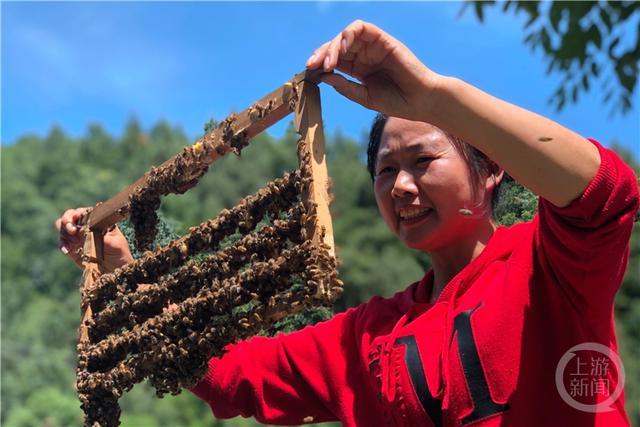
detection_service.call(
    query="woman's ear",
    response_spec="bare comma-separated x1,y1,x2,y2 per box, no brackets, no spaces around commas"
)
485,162,504,191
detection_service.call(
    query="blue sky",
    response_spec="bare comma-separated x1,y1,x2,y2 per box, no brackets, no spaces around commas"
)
2,2,639,155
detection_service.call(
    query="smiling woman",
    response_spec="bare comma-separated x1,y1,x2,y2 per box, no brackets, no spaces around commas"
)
369,116,504,257
368,114,506,216
56,19,639,427
187,20,637,426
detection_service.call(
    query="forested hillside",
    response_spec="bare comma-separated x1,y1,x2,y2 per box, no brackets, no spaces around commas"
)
2,118,638,426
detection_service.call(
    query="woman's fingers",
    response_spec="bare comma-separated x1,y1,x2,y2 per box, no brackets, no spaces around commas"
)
59,236,83,266
341,20,369,55
55,207,134,272
308,20,379,71
341,24,355,53
321,73,372,109
58,239,69,255
340,20,387,61
343,20,382,44
308,20,435,120
60,208,86,225
342,38,362,61
56,207,91,263
336,58,371,82
308,20,390,83
306,41,331,68
58,237,77,254
55,215,71,234
59,232,83,252
324,34,344,71
57,207,89,237
325,21,379,72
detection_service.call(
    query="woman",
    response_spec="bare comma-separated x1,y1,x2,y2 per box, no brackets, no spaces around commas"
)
57,21,637,426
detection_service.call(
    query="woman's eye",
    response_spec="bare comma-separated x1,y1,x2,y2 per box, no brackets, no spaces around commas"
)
417,156,434,164
377,166,395,176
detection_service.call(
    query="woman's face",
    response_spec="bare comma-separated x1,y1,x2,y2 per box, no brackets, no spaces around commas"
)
373,118,490,252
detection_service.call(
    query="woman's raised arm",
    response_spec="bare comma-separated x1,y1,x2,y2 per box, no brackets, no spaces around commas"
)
308,20,601,208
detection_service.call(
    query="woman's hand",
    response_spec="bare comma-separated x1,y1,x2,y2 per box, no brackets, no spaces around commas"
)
306,20,443,121
55,207,134,273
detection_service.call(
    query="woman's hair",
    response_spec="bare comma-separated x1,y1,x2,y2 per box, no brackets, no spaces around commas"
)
367,113,511,218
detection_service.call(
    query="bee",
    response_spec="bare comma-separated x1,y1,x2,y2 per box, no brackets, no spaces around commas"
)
248,104,265,121
191,141,204,154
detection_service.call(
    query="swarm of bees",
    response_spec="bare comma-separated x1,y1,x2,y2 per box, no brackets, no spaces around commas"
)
127,116,247,251
78,134,342,426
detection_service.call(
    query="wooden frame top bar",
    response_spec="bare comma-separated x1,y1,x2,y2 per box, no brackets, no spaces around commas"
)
87,69,324,232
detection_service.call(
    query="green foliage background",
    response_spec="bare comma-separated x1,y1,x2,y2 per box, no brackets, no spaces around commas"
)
2,118,638,426
465,1,640,115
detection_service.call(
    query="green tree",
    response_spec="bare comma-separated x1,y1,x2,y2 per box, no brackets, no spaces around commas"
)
608,142,640,423
464,1,640,114
4,387,83,427
494,177,538,226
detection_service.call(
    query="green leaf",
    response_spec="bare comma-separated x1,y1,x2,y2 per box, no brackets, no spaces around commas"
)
599,5,613,31
582,74,590,91
515,0,540,18
622,94,632,111
474,1,486,22
549,2,563,32
615,1,637,20
540,27,552,53
458,1,470,19
523,31,539,46
589,24,602,49
609,36,621,58
524,12,539,28
557,89,566,111
603,89,614,103
463,0,638,117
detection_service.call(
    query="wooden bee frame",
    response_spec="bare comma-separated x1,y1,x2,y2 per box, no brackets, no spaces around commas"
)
75,69,340,427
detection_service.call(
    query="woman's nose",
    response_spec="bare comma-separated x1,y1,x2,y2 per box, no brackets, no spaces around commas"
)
391,170,418,199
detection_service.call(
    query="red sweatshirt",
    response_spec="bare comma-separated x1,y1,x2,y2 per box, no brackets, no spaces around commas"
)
191,139,639,426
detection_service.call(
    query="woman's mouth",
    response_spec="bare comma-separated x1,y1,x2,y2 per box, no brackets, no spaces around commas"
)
399,207,433,227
